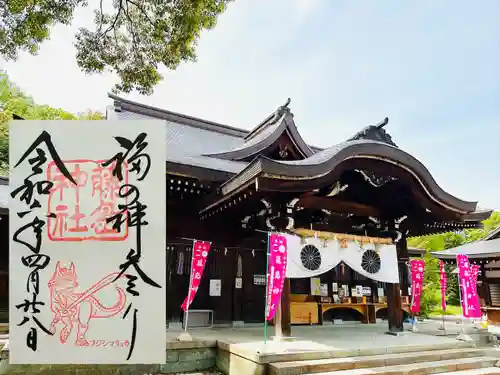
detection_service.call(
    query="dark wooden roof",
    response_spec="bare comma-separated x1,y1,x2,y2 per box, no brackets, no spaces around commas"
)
107,94,491,234
203,98,314,161
217,142,478,213
108,93,322,181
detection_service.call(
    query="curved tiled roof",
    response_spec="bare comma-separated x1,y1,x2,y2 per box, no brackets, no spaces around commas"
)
220,139,479,214
108,94,320,174
204,99,314,160
106,94,491,223
431,238,500,260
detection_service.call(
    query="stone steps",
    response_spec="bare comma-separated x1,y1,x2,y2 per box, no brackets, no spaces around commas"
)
269,348,496,375
304,357,497,375
439,368,500,375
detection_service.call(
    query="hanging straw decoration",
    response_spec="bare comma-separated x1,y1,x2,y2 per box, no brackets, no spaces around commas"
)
293,229,392,245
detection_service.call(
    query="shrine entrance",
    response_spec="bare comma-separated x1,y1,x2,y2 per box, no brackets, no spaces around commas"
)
105,94,491,335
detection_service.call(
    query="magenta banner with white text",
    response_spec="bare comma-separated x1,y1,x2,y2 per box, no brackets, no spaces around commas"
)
266,233,288,321
456,254,481,318
410,259,425,314
439,261,447,312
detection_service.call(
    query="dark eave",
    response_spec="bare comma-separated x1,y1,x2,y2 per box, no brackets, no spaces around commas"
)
203,102,314,161
215,140,481,215
462,209,496,223
166,161,236,183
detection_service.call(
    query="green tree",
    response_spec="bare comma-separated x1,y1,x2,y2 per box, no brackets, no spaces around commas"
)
419,251,440,317
0,70,103,175
0,0,233,95
445,263,460,306
408,212,500,315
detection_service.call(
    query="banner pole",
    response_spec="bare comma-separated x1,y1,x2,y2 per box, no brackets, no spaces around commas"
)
456,271,473,341
184,240,196,333
439,262,446,331
410,271,418,332
264,232,270,344
409,261,418,332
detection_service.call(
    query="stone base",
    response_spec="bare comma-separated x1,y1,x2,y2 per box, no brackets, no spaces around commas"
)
456,332,475,342
216,339,476,375
0,340,217,375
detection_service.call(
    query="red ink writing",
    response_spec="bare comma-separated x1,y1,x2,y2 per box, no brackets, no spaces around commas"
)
46,160,129,241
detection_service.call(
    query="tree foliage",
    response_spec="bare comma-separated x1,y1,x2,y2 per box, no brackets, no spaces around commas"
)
408,211,500,316
0,70,104,175
0,0,233,95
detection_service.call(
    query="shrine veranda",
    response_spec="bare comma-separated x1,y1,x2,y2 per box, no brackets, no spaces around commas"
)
0,95,493,336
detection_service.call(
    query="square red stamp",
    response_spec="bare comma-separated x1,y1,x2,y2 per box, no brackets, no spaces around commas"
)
46,160,129,242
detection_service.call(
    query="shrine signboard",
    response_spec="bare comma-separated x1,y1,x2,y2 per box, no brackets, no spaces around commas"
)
9,120,166,364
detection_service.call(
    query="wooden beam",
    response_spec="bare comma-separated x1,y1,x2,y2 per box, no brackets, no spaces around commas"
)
299,195,380,217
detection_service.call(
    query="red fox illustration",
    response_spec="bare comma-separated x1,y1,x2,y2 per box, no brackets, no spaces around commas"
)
48,261,126,346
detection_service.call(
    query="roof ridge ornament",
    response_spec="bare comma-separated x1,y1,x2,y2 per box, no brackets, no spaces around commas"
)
376,117,389,129
348,117,397,147
244,98,292,141
270,97,292,123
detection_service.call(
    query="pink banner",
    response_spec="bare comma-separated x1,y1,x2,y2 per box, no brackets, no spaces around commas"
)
471,264,480,290
181,240,211,312
456,254,481,318
471,264,481,314
439,261,447,312
266,233,288,321
410,259,425,314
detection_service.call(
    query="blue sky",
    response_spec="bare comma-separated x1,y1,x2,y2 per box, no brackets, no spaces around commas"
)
1,0,499,209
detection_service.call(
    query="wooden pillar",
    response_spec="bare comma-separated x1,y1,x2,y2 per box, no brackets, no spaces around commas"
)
281,278,292,337
386,283,403,332
386,235,408,333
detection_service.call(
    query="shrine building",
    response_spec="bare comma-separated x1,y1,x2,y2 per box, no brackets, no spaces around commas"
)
105,94,491,335
0,96,491,333
432,227,500,330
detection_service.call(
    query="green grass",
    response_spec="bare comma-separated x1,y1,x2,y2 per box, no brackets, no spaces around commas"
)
430,304,462,316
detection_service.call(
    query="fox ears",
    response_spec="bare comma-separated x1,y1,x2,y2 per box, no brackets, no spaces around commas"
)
55,261,76,274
